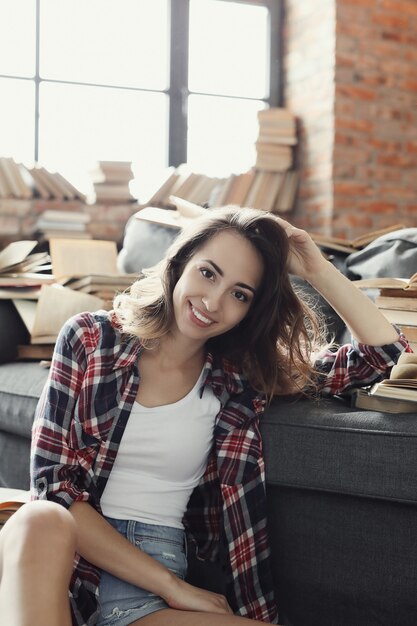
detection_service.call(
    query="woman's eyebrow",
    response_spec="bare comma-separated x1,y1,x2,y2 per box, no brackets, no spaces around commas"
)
201,259,256,295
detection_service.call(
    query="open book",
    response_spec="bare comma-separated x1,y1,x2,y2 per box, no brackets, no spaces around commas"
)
369,353,417,403
353,273,417,292
311,223,406,255
0,240,52,291
13,284,103,344
0,488,31,527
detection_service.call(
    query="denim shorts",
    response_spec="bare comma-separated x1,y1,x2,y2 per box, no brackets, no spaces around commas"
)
97,517,187,626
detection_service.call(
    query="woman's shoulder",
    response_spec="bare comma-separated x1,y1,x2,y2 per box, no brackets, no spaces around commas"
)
59,309,119,350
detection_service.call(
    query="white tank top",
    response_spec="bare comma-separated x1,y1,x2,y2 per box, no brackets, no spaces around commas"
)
100,369,220,529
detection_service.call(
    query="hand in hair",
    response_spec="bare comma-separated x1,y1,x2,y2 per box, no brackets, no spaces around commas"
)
273,217,326,281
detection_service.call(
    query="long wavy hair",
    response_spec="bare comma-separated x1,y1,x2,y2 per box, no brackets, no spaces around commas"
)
114,207,327,400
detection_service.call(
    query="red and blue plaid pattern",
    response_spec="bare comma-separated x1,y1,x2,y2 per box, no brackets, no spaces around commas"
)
30,311,409,625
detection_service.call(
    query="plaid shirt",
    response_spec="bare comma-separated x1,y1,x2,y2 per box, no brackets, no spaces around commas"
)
30,311,409,625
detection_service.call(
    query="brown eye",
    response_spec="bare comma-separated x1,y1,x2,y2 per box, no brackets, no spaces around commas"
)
200,268,214,280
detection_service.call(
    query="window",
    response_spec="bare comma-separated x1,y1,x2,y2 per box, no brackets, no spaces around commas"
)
0,0,282,198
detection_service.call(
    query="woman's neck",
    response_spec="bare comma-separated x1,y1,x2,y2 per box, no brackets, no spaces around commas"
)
146,332,206,372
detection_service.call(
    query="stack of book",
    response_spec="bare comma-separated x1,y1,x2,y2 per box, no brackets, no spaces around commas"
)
62,274,135,309
145,165,224,209
34,209,92,242
353,272,417,351
0,240,53,300
0,158,86,201
255,108,296,172
353,353,417,413
143,163,299,214
91,161,137,204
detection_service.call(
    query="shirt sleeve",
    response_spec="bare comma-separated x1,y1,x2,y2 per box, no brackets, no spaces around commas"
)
315,331,410,396
30,312,101,508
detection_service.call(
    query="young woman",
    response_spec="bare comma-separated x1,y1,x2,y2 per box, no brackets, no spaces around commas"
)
0,207,409,626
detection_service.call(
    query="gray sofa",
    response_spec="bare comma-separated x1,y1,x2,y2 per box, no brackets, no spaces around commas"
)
1,222,417,625
0,360,416,626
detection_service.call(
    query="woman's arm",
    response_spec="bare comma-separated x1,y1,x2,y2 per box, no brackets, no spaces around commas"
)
70,501,232,615
278,219,400,346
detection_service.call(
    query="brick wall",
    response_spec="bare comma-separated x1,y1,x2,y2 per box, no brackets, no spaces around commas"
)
285,0,417,238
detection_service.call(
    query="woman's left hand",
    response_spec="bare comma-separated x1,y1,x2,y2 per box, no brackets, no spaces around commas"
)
274,216,327,281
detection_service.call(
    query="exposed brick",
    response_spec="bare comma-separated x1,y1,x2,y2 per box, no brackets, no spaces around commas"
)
336,117,374,133
377,153,417,168
336,84,377,101
357,201,398,214
382,0,417,17
334,182,374,196
371,12,409,29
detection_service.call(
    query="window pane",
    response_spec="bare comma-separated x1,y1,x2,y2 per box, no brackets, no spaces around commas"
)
0,78,35,162
38,82,168,197
189,0,269,98
40,0,169,90
0,0,36,76
187,95,264,177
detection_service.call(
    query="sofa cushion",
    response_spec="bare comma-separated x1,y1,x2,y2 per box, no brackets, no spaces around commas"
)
262,395,417,504
0,362,49,437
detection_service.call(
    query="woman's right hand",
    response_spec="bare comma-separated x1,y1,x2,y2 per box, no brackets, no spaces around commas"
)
162,575,233,615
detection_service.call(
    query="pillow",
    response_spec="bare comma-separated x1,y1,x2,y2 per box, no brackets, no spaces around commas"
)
117,216,179,274
346,228,417,279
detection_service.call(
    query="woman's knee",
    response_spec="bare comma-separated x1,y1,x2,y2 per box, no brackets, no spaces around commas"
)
3,500,76,563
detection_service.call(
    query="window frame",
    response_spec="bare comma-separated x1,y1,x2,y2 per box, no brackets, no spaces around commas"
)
1,0,283,167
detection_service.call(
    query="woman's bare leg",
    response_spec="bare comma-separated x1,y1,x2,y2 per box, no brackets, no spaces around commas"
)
136,608,280,625
0,499,75,626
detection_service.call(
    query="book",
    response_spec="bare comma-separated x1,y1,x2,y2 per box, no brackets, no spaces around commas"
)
0,273,55,288
312,224,406,255
353,274,417,291
0,488,31,527
17,343,55,360
0,241,38,273
49,238,118,279
369,353,417,403
224,169,257,206
398,326,417,342
63,273,136,292
375,296,417,311
13,284,103,344
379,309,417,326
369,382,417,403
274,170,299,214
351,387,417,413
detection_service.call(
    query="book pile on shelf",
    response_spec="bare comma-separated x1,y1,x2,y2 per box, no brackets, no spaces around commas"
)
144,163,298,216
34,209,92,242
0,157,86,201
0,240,54,301
311,223,406,255
353,272,417,352
90,161,137,204
144,165,224,209
352,353,417,413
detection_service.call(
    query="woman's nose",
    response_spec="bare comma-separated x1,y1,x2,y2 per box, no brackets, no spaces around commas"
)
202,293,220,312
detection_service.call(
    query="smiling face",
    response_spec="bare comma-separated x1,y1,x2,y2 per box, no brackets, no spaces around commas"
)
171,229,264,348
